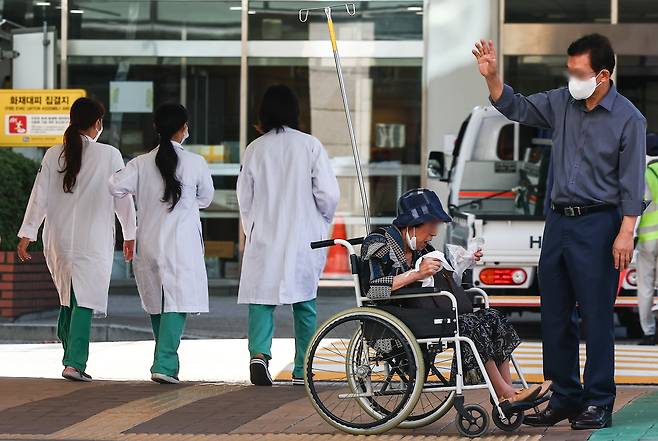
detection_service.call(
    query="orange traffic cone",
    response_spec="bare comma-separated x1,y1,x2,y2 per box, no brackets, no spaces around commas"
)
323,216,351,278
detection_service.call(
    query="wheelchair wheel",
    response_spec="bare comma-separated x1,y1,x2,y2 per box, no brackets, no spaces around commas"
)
305,307,424,435
344,326,445,428
398,346,455,428
455,403,489,438
492,406,524,432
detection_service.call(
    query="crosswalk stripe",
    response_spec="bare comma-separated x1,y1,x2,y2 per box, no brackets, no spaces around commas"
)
278,341,658,385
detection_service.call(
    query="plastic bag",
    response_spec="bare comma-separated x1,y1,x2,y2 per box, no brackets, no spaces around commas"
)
446,237,485,284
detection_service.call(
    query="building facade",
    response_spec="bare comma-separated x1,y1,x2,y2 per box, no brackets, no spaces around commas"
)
0,0,656,281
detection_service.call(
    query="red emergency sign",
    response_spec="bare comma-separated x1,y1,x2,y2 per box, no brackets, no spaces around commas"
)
8,116,27,134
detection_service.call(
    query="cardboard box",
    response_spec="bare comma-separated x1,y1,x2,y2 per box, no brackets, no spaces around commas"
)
205,241,236,259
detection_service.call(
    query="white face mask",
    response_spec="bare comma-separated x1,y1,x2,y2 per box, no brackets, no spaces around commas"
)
181,126,189,144
568,71,603,100
406,227,417,251
93,122,103,142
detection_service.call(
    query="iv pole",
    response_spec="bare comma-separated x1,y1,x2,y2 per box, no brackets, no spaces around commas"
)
299,4,372,234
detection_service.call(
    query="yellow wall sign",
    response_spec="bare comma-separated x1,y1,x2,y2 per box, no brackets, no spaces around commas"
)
0,89,86,147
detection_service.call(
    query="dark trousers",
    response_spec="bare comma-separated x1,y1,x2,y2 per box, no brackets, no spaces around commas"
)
538,208,621,410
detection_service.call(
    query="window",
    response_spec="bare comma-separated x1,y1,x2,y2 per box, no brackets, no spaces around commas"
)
68,0,242,40
504,55,566,95
1,0,61,36
619,0,658,23
617,56,658,132
248,1,423,41
68,56,240,157
505,0,610,23
248,58,421,223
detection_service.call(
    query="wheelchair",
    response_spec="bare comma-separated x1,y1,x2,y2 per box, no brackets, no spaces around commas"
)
304,237,548,437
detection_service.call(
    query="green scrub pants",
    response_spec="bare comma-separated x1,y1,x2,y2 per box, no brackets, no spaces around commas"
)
57,289,93,372
248,299,317,379
150,296,187,377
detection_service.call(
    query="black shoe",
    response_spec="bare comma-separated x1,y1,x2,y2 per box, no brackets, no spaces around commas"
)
638,334,656,346
524,405,581,427
249,358,273,386
571,406,612,430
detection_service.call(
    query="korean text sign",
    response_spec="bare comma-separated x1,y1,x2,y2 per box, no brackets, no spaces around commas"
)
0,89,86,147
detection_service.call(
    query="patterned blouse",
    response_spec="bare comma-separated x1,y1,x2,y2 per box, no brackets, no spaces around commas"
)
360,225,434,300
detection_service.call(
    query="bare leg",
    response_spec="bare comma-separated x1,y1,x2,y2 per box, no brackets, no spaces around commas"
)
485,359,516,399
499,358,513,387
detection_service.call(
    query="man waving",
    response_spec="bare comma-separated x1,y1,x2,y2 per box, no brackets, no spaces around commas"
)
473,34,646,430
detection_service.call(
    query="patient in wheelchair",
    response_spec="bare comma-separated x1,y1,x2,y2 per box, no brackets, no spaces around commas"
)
361,188,550,407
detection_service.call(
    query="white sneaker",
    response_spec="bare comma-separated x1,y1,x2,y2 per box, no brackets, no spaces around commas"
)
151,373,180,384
62,367,93,382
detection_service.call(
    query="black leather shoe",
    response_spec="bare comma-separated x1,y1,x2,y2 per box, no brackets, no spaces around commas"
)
639,334,656,346
524,405,581,427
571,406,612,430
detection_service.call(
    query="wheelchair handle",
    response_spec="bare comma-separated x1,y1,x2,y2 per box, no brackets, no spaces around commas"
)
310,237,364,249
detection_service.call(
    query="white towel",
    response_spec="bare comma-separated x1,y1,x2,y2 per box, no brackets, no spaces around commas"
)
412,251,454,287
411,244,481,287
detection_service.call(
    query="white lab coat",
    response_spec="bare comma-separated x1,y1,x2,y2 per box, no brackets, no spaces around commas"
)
18,136,137,315
237,127,340,305
109,141,214,314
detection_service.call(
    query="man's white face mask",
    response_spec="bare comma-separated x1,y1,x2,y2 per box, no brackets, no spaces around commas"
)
181,125,189,144
568,71,604,100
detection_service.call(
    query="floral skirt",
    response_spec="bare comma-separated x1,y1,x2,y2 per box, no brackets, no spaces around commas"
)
450,308,521,383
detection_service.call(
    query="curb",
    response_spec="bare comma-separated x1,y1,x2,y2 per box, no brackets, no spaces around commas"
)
0,323,208,343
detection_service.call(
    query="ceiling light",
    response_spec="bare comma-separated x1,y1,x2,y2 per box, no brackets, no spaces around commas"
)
407,6,422,11
70,9,84,13
35,1,51,6
230,6,242,10
248,10,256,14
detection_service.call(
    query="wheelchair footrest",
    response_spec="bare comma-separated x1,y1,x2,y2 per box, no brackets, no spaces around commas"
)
500,394,551,417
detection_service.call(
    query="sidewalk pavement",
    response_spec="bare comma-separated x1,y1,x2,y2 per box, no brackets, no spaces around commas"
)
2,338,658,440
0,377,655,441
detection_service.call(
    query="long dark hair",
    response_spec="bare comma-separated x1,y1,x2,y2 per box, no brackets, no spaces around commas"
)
154,103,187,211
257,84,299,134
60,97,104,193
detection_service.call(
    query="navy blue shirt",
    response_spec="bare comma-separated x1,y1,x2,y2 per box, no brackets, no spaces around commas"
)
492,83,646,216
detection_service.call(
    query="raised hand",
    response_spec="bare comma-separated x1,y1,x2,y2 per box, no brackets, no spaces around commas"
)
472,39,498,79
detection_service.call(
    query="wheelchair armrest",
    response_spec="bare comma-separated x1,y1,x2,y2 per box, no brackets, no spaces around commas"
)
362,289,460,320
465,287,490,309
393,286,438,295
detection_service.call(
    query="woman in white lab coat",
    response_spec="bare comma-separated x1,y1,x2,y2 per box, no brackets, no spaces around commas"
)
237,85,340,386
109,103,214,384
17,97,136,382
